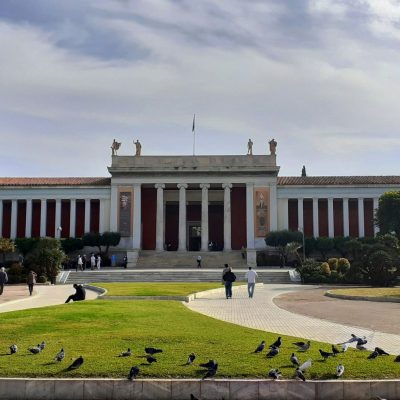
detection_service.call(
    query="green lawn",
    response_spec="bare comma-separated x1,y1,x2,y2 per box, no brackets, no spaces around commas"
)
329,287,400,299
0,299,399,379
90,282,224,296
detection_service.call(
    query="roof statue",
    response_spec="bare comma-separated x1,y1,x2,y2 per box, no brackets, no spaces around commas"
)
134,140,142,156
247,139,253,155
111,139,121,156
301,165,307,177
268,138,277,155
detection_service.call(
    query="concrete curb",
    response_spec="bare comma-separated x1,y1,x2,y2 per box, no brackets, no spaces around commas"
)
0,378,399,400
325,290,400,303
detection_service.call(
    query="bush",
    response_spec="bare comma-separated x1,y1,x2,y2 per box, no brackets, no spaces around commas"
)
60,237,83,254
37,275,47,284
321,262,331,275
14,238,39,256
315,237,334,260
327,258,338,271
337,258,351,275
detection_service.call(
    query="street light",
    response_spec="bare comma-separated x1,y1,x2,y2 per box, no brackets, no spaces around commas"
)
57,226,62,239
298,228,305,262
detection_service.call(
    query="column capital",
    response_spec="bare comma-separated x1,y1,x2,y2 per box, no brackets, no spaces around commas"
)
200,183,210,190
222,183,232,189
177,183,188,189
155,183,166,189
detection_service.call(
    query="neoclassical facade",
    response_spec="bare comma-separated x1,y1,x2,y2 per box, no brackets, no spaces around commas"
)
1,153,399,263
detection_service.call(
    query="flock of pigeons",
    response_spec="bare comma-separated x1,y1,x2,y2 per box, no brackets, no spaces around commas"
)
6,333,400,383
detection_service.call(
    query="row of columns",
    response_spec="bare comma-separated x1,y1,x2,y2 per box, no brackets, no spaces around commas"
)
0,198,104,239
282,197,379,237
153,183,233,251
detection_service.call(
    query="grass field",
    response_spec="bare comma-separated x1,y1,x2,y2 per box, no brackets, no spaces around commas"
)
90,282,224,296
329,287,400,299
0,298,399,379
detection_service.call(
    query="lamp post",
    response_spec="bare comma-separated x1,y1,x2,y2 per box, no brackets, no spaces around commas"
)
299,228,305,262
56,226,62,239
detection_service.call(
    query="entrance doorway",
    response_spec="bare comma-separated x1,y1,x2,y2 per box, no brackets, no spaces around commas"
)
187,222,201,251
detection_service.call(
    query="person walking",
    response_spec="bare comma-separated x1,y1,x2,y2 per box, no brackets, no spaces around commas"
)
0,267,8,295
82,254,87,270
245,266,258,298
96,255,102,270
222,266,236,299
90,253,96,270
196,254,202,268
123,255,128,269
27,270,37,296
77,255,83,272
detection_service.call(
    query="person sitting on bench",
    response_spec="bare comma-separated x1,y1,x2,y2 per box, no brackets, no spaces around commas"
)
65,284,86,303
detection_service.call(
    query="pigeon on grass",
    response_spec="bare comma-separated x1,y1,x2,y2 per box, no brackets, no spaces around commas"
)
290,353,300,367
54,348,65,362
368,350,379,360
319,349,334,361
67,356,84,370
146,356,157,364
294,341,310,351
268,369,282,380
394,355,400,362
199,360,216,369
340,343,349,353
145,347,162,355
9,344,18,355
269,337,282,348
298,359,312,372
254,340,265,353
39,341,46,351
128,366,139,380
186,353,196,365
295,368,306,381
202,363,218,380
336,364,345,378
266,346,279,358
331,345,340,356
28,345,41,355
375,347,390,356
119,348,132,357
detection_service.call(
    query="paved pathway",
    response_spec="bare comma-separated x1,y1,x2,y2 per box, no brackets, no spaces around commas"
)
0,284,98,313
186,284,400,354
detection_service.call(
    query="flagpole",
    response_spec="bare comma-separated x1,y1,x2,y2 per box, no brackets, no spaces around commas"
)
192,114,196,156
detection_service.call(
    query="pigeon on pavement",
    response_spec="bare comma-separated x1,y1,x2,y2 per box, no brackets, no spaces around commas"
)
145,347,163,355
319,349,333,360
28,345,41,355
119,348,132,357
368,350,379,359
128,366,139,380
336,364,345,378
254,341,265,353
266,346,279,358
299,359,312,372
340,343,349,352
67,356,84,370
202,363,218,379
269,337,282,348
268,368,282,380
9,344,18,354
290,353,300,367
295,368,306,381
356,343,367,351
199,360,216,369
340,334,363,345
186,353,196,365
54,348,65,362
146,356,157,364
375,347,390,356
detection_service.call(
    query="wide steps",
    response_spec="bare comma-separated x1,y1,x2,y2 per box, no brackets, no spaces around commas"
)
65,270,292,284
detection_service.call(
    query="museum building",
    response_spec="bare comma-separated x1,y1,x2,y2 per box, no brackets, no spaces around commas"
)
1,148,399,264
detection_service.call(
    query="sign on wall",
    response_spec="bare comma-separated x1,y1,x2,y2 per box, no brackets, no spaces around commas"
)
254,188,270,237
119,189,132,237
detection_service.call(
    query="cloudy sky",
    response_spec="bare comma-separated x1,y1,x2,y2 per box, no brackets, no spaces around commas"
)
1,0,399,177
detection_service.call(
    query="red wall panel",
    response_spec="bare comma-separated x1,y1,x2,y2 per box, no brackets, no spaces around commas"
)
165,203,179,250
209,204,224,249
2,201,11,238
75,200,85,238
231,187,247,250
90,199,100,233
141,188,156,250
288,199,298,231
46,200,55,237
349,199,359,237
187,204,201,221
364,199,374,237
318,199,328,237
303,199,313,237
31,200,41,237
333,199,344,237
61,200,70,238
17,201,26,238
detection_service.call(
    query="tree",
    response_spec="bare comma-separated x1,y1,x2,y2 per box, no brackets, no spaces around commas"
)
0,238,15,265
375,191,400,236
14,238,39,256
265,230,302,266
315,237,334,260
333,236,350,257
60,237,84,254
82,232,121,256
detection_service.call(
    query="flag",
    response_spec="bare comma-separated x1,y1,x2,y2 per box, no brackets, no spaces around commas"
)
192,114,195,133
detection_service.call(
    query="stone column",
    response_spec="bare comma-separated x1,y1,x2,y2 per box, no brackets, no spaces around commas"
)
358,198,365,238
373,197,379,236
343,198,349,237
246,183,256,266
99,199,105,234
40,199,47,237
10,200,17,239
155,184,165,251
328,197,334,238
132,184,142,249
200,184,210,251
70,199,76,238
312,198,319,238
0,200,3,236
177,183,188,251
25,199,32,238
297,198,304,231
282,198,289,230
222,183,232,251
269,184,278,231
110,185,118,232
55,199,62,238
84,199,91,234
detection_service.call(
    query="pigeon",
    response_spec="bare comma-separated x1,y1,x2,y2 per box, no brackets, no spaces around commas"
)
199,360,216,369
28,345,41,355
9,344,18,354
336,364,345,378
356,343,367,351
202,363,218,379
269,337,282,348
394,355,400,362
254,340,265,353
375,347,390,356
147,355,157,364
268,368,282,380
119,348,132,357
54,348,65,362
340,343,349,353
319,349,333,360
190,395,200,400
331,345,340,356
290,353,300,367
294,341,310,351
186,353,196,365
67,356,84,370
295,368,306,381
299,359,312,372
368,350,379,359
145,347,163,355
356,338,368,346
39,341,46,351
128,366,140,380
339,334,362,345
266,346,279,358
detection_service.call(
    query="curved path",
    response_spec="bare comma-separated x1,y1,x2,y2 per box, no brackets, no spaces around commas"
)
185,284,400,354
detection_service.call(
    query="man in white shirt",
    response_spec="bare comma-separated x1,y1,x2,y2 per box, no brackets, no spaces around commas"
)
77,255,83,272
245,266,258,298
90,254,96,270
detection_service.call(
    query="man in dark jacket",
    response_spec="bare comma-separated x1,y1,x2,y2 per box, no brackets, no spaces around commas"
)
222,267,236,299
0,267,8,295
65,284,86,303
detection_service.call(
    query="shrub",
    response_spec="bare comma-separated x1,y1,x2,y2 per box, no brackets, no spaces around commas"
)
321,262,331,275
37,275,47,284
60,237,83,254
14,238,39,256
315,237,335,260
7,262,24,276
327,258,338,271
333,236,350,257
337,258,351,275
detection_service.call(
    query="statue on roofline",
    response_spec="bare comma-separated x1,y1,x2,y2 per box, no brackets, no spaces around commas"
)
134,140,142,156
247,139,253,155
268,138,277,155
111,139,121,156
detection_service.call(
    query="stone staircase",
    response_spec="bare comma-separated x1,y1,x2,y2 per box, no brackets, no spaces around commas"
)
65,269,293,285
136,250,246,269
